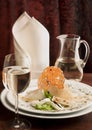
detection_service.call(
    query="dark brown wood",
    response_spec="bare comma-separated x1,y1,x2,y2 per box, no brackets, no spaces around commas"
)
0,73,92,130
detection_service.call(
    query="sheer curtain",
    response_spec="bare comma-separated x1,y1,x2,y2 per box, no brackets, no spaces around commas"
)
0,0,92,72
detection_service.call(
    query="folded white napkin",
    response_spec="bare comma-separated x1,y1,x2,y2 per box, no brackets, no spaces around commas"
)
12,12,49,78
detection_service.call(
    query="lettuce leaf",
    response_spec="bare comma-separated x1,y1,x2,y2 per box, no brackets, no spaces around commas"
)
35,103,55,110
44,91,53,100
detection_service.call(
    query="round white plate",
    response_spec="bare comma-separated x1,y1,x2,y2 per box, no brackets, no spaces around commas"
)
6,80,92,115
1,89,92,119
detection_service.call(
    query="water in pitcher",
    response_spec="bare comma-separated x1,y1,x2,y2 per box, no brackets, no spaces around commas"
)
55,57,83,81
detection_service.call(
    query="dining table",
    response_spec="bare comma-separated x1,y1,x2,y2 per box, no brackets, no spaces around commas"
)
0,73,92,130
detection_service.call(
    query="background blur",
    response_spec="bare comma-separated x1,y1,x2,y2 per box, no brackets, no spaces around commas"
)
0,0,92,72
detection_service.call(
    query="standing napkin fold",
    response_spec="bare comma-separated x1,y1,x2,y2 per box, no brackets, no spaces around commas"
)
12,12,49,78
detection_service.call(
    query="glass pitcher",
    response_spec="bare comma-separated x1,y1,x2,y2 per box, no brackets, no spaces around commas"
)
55,34,90,81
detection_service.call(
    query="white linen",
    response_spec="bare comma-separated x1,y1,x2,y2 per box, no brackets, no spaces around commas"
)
12,12,50,78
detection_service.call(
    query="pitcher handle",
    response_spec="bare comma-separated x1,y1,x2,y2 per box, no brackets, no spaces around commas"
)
80,40,90,68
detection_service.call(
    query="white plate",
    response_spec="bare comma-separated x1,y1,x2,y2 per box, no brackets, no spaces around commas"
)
6,80,92,115
1,89,92,119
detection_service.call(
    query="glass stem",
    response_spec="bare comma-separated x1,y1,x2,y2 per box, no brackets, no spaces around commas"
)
14,93,20,125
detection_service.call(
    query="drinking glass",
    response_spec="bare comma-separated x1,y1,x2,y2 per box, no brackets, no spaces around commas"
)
2,53,31,130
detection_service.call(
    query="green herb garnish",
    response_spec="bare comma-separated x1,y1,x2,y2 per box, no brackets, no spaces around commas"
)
44,91,53,100
35,103,55,110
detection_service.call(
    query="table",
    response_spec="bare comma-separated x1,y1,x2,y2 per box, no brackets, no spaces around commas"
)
0,73,92,130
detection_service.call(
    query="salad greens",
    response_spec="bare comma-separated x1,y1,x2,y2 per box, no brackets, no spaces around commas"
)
44,91,53,100
35,103,55,110
34,91,54,111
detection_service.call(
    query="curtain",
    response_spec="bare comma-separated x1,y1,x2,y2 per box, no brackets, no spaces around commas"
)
0,0,92,72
